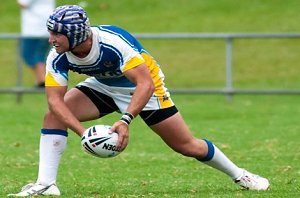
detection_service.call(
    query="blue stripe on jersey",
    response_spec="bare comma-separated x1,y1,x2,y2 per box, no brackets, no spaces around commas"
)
100,42,124,66
52,53,68,80
41,128,68,137
96,25,143,52
67,43,124,70
155,97,161,108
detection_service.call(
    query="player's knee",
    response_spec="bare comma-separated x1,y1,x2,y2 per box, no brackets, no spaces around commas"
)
173,140,206,158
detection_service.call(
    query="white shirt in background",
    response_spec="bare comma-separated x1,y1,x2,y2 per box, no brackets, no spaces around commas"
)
18,0,55,37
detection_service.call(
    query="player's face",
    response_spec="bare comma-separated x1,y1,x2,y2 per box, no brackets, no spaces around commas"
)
48,31,69,53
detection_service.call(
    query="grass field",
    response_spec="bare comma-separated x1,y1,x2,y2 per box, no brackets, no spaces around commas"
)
1,94,300,197
1,0,300,197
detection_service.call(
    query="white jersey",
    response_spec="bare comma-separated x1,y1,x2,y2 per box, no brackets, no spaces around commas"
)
18,0,55,37
46,25,174,111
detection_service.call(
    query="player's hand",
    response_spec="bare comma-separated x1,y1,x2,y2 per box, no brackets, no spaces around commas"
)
110,120,129,151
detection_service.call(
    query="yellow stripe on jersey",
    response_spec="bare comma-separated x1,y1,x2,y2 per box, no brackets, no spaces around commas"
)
45,72,61,86
123,56,145,72
141,52,174,109
157,92,174,108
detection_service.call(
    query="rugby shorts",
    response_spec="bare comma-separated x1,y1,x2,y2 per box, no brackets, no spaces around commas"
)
76,77,178,126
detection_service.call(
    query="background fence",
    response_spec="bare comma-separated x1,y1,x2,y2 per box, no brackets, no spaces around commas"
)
1,32,300,102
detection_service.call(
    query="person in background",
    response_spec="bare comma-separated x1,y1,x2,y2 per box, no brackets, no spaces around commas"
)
8,5,270,197
17,0,55,88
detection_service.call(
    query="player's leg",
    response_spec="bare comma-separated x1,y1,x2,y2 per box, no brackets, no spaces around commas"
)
36,85,119,187
37,87,101,184
20,38,47,87
8,87,103,196
33,62,46,87
147,110,243,177
143,107,269,190
32,39,49,87
43,87,101,129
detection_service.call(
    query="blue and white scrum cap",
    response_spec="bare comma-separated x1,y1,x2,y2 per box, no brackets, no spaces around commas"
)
47,5,91,49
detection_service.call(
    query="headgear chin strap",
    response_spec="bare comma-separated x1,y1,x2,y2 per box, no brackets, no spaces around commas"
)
47,5,91,50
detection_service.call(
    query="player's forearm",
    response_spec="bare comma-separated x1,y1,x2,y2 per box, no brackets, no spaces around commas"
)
46,101,86,136
126,82,154,117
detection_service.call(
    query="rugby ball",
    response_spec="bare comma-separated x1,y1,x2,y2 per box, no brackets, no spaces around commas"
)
81,125,121,158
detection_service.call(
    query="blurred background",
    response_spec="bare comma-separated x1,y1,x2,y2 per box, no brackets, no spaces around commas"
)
1,0,300,93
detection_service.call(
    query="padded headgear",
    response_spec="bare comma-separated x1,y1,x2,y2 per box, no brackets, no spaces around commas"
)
47,5,91,49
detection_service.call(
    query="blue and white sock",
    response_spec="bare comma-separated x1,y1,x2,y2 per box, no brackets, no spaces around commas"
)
36,129,68,186
197,139,243,179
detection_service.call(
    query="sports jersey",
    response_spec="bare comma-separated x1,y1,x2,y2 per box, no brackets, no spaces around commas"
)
46,25,174,110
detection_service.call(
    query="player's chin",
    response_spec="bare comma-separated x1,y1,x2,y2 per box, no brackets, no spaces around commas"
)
54,46,68,54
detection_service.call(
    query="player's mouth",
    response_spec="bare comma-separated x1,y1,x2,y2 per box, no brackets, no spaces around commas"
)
53,43,61,50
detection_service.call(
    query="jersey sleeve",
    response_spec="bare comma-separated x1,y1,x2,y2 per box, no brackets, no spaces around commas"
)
110,35,145,73
121,51,145,72
45,49,69,87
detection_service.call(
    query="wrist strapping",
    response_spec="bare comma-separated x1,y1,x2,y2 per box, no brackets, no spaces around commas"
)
120,112,134,125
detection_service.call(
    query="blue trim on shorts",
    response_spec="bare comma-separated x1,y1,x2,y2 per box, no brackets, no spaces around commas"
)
41,128,68,137
196,139,215,162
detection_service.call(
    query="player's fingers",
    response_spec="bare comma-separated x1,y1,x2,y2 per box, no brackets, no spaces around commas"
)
117,125,129,151
109,125,116,134
116,132,124,151
121,136,129,151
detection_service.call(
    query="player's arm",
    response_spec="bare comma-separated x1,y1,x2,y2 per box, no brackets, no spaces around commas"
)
44,86,86,136
111,62,154,151
123,62,155,117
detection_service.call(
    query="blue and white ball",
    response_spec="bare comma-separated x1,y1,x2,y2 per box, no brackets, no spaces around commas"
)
81,125,120,158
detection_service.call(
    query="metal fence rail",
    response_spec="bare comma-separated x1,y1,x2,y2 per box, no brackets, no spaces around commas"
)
1,32,300,102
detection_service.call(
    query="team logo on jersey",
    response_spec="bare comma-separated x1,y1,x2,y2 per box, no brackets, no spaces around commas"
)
104,61,115,67
163,95,169,101
94,70,123,79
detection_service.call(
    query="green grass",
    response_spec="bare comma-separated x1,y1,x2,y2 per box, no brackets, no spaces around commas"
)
1,94,300,197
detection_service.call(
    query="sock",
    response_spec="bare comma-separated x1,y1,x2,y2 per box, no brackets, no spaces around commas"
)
197,139,243,180
36,129,68,186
